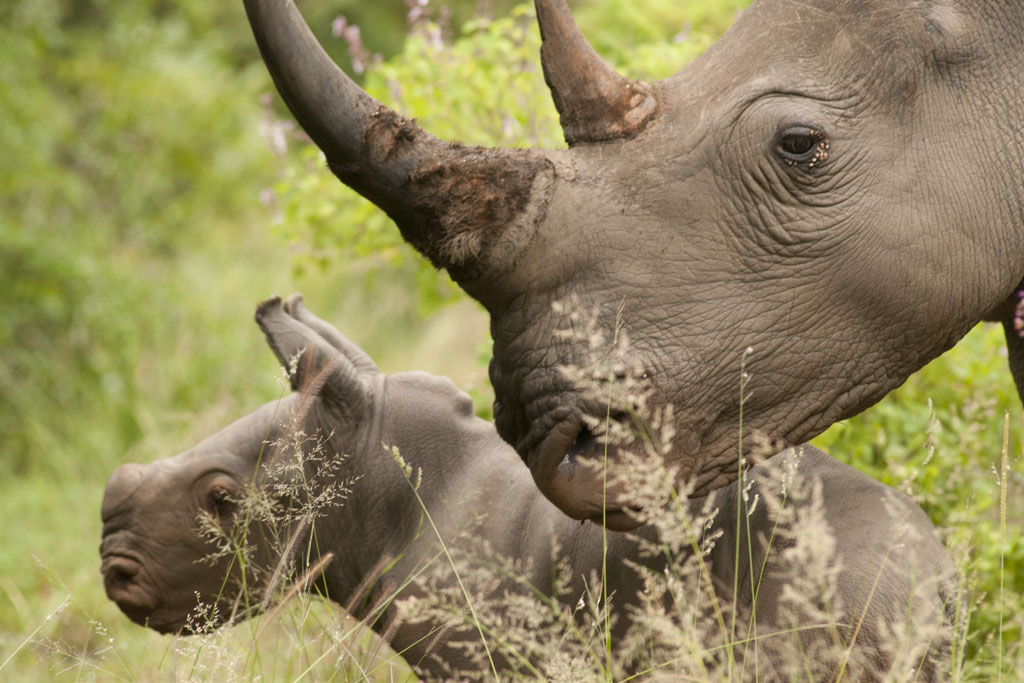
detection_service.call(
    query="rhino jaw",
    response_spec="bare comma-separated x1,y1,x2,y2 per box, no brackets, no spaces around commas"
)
99,547,166,629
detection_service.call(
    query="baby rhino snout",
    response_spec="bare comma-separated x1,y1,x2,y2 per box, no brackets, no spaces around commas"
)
100,463,161,624
100,555,157,618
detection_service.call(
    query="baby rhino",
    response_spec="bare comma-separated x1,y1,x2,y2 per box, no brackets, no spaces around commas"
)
100,296,959,680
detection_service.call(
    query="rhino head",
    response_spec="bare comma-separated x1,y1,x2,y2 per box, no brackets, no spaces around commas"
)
100,296,376,633
243,0,1024,525
99,401,289,633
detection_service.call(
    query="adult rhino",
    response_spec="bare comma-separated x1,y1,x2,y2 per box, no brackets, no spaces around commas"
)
242,0,1024,524
100,296,957,680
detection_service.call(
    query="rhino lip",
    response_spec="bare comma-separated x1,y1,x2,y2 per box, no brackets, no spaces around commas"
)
101,553,158,617
566,425,644,530
589,508,643,532
529,419,645,530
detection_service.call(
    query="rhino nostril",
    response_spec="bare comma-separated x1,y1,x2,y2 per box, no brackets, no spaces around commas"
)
563,413,630,463
102,556,140,586
563,425,596,465
102,556,157,612
114,564,138,581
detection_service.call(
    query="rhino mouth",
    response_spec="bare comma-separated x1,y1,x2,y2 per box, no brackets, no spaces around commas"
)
534,420,644,531
592,508,643,532
100,552,160,624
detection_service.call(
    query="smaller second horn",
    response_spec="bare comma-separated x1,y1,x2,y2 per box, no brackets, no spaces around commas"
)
535,0,659,145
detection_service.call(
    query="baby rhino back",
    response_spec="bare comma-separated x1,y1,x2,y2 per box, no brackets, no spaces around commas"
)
704,447,958,680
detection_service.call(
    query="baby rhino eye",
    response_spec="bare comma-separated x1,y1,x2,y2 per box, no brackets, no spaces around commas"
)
209,487,231,508
776,126,830,167
204,476,238,514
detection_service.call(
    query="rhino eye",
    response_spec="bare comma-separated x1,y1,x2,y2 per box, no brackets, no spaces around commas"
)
208,486,234,512
776,126,829,167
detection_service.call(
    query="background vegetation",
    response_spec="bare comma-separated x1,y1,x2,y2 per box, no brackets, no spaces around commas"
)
0,0,1019,679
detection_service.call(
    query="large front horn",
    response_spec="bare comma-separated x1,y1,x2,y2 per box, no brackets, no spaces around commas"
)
535,0,658,145
244,0,551,280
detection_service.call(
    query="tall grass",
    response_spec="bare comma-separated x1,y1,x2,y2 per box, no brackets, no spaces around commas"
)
2,0,1021,679
1,323,1019,680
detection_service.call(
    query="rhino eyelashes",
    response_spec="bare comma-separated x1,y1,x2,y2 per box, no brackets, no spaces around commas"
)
776,126,830,167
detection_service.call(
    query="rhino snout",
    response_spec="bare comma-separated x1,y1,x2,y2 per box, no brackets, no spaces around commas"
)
101,553,158,624
535,422,643,531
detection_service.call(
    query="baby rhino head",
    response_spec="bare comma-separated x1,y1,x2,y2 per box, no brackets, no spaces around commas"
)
99,295,376,633
100,408,282,633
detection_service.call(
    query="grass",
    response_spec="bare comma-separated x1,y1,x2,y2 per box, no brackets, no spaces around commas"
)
0,215,489,680
2,0,1020,678
1,310,1021,680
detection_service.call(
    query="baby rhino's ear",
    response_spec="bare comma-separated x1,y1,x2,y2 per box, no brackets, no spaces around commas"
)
282,293,380,374
255,296,367,420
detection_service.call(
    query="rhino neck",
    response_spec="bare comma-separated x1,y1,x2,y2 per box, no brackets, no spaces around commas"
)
294,373,657,651
287,375,415,621
298,378,593,639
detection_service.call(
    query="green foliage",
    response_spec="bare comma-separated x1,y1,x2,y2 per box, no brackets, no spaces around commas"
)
574,0,747,74
1,0,1021,678
292,0,526,78
0,0,276,479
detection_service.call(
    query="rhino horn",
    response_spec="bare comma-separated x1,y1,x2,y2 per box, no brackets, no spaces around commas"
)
535,0,658,145
243,0,551,282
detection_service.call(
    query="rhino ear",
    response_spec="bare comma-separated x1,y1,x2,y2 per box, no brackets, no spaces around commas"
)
255,296,367,419
282,294,380,375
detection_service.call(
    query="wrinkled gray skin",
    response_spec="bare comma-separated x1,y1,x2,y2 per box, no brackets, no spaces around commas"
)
239,0,1024,524
101,296,956,678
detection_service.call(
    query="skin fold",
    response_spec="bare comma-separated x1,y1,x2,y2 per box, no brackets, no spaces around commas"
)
238,0,1024,520
100,296,959,679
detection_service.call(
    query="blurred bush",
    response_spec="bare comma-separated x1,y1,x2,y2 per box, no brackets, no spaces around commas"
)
0,0,276,479
0,0,1018,674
